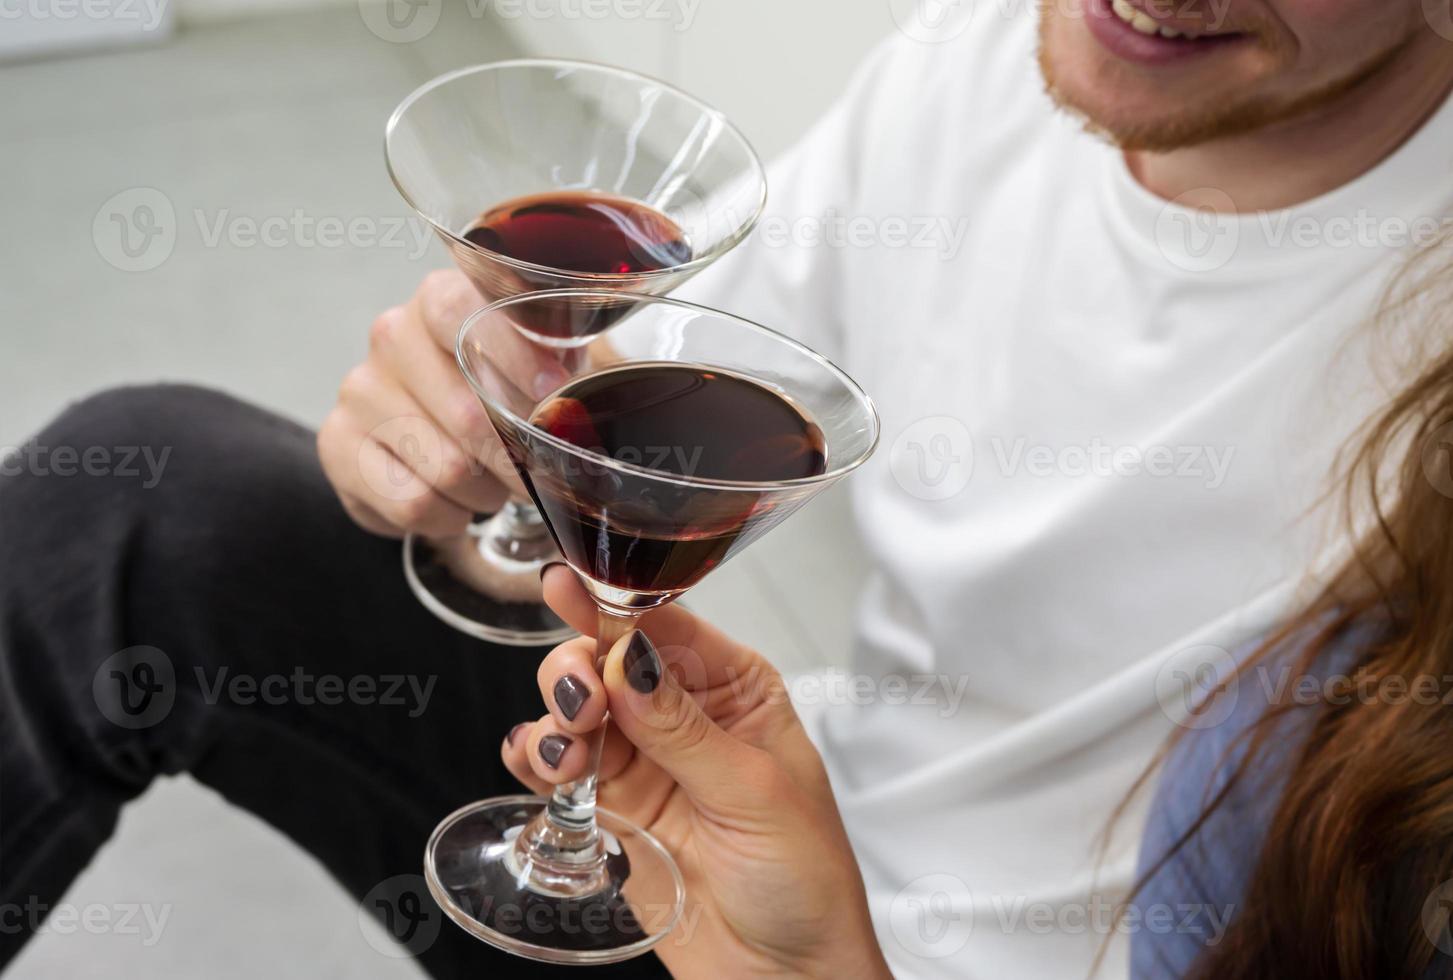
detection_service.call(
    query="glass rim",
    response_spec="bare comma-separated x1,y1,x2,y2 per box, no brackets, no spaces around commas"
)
384,58,769,283
455,289,881,493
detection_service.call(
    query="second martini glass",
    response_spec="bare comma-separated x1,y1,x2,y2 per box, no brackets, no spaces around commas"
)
385,59,767,647
424,290,879,964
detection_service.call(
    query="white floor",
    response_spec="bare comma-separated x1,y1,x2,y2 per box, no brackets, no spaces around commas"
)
2,8,865,977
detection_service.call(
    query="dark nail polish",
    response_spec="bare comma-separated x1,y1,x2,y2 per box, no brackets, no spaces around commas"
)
623,631,661,694
539,561,564,583
505,722,528,747
553,674,589,722
538,733,572,769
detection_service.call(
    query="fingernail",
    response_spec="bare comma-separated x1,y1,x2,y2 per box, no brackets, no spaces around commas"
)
505,722,528,747
553,674,589,722
538,733,572,769
539,560,564,583
623,631,661,694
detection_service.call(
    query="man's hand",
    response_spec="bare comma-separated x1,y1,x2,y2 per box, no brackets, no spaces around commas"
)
318,270,567,537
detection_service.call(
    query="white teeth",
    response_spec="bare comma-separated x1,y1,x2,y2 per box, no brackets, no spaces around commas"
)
1111,0,1190,38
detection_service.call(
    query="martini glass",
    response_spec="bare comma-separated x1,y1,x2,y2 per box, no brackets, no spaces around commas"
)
423,290,879,964
385,59,767,647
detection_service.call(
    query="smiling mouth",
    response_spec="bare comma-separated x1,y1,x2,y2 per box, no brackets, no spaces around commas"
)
1108,0,1239,41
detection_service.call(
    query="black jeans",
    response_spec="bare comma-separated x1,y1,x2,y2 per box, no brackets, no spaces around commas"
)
0,385,671,979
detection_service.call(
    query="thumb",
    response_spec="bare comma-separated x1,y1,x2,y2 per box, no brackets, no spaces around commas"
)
603,629,765,809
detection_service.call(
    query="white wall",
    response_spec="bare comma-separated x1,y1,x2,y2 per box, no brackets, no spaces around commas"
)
496,0,889,158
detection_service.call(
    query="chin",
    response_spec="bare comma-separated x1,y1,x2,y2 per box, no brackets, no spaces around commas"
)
1035,0,1293,152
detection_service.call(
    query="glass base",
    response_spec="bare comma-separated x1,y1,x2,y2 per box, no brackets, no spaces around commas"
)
424,796,685,965
403,520,576,648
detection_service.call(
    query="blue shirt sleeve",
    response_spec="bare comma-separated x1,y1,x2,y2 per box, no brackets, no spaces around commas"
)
1129,640,1334,979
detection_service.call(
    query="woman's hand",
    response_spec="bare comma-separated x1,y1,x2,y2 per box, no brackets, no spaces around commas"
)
501,566,893,980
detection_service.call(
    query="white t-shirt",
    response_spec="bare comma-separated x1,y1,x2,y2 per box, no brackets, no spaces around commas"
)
683,10,1453,979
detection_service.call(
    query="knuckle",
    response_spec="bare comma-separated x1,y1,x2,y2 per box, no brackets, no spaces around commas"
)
390,488,438,530
420,269,465,326
434,447,475,494
337,364,375,407
662,695,712,751
368,306,407,352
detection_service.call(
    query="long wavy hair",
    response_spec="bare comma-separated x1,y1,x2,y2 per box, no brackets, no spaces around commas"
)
1124,232,1453,979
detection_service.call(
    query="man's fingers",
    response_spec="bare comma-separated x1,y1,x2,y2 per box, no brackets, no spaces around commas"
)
337,364,507,516
371,302,523,495
317,409,471,538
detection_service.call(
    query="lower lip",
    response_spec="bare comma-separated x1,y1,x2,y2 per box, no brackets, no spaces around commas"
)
1085,0,1245,65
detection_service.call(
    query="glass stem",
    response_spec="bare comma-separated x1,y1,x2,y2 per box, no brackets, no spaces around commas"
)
544,606,639,836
